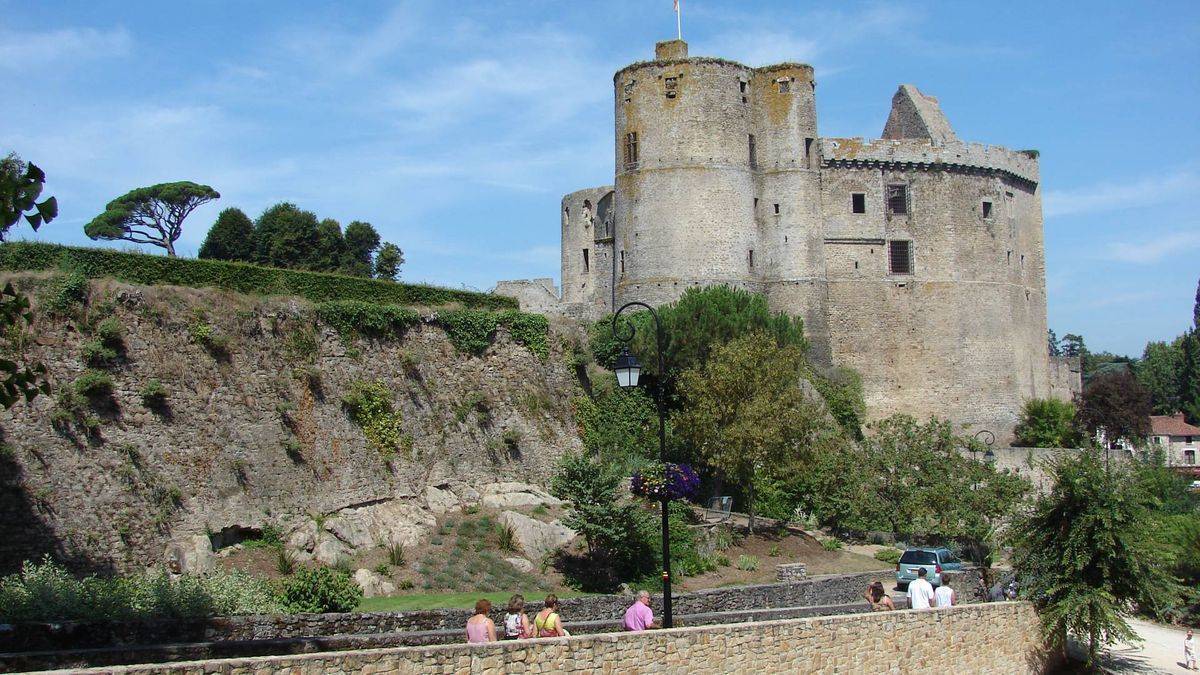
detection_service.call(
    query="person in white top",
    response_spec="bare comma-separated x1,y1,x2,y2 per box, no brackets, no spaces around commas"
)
908,567,935,610
934,578,955,608
1185,629,1195,671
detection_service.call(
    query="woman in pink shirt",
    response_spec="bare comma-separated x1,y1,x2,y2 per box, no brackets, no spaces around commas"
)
465,599,497,643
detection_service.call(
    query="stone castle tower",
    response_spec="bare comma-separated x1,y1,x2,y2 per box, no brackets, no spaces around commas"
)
497,40,1081,440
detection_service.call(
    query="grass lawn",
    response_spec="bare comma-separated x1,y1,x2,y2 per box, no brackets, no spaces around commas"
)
358,590,590,613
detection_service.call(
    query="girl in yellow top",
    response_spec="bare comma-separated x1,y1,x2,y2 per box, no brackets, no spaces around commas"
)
533,594,567,637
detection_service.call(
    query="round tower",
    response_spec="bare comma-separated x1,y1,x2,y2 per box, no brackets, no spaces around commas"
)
612,41,760,307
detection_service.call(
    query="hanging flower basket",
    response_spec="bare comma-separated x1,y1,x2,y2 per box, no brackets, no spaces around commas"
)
631,462,700,500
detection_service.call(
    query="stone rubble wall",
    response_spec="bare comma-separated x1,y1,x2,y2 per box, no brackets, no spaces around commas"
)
47,602,1062,675
0,276,583,575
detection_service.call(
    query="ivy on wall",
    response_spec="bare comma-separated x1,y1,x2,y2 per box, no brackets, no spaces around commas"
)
315,301,420,339
340,380,409,459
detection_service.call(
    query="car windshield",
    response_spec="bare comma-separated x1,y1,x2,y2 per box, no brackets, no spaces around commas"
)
899,550,936,565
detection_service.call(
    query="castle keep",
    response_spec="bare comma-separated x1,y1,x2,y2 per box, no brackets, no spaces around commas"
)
497,40,1080,440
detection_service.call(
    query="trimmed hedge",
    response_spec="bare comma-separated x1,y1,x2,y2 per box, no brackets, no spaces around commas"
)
0,242,515,310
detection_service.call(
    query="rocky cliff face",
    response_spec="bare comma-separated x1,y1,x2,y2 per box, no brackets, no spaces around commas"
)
0,276,583,575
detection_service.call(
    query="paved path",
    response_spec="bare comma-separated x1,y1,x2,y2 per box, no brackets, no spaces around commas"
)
1095,617,1195,674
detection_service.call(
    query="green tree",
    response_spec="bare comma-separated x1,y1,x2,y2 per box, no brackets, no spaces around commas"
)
313,218,347,272
84,182,218,256
1180,330,1200,425
675,333,828,531
253,202,320,269
341,220,380,277
1048,328,1061,357
1060,333,1087,358
198,208,255,262
374,242,404,281
0,154,55,408
1076,370,1152,448
1,153,56,241
1010,451,1180,668
1135,339,1184,415
573,388,667,472
1013,398,1082,448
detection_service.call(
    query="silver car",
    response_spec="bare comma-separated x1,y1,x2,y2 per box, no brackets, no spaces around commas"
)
895,547,962,588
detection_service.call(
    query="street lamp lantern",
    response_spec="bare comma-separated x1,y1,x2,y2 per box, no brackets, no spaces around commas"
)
983,449,996,464
611,302,673,628
614,349,642,389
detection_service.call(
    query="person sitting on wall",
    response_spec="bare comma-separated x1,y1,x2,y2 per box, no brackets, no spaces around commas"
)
466,599,497,643
934,576,956,607
503,594,533,640
534,594,568,637
623,590,661,630
863,581,896,611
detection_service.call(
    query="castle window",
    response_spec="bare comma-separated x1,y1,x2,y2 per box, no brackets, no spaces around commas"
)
625,132,639,168
754,197,759,209
582,249,589,274
889,240,913,275
665,76,678,99
982,200,993,219
805,138,814,167
776,78,791,94
773,203,780,215
886,184,909,215
851,193,866,214
748,250,754,268
620,251,625,274
739,80,747,103
748,134,757,169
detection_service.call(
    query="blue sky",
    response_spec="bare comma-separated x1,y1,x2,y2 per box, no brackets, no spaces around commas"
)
2,0,1197,356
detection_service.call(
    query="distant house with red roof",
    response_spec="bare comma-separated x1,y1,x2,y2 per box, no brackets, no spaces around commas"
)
1148,413,1200,471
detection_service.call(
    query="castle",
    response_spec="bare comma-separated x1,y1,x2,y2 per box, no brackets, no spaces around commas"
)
497,40,1080,440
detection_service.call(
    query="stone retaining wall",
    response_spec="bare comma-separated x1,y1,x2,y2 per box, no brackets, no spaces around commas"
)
47,602,1061,674
5,568,932,652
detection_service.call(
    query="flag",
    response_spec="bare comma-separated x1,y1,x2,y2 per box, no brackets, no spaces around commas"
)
673,0,679,9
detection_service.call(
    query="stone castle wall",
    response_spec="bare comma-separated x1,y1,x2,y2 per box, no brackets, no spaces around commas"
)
53,602,1061,674
495,39,1074,440
0,275,582,575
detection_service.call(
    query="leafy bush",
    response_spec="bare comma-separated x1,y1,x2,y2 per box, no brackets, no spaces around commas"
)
0,557,283,622
140,379,168,408
438,309,499,355
495,524,517,552
1,241,513,310
874,548,902,564
41,270,89,317
276,549,297,575
1013,398,1083,448
767,544,782,558
386,543,406,567
498,310,549,358
81,339,118,367
94,316,123,344
341,380,406,458
188,322,230,356
821,538,843,552
735,555,760,571
74,369,114,397
315,300,419,338
280,566,362,614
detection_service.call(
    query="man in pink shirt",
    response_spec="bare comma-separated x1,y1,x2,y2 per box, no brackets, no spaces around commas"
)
623,590,658,631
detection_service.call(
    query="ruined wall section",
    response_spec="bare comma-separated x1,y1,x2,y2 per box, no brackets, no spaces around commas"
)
818,138,1050,441
559,186,614,315
612,51,763,308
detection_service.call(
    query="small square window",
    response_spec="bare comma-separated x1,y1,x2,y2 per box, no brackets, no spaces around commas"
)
777,78,791,94
889,240,913,275
982,201,993,219
851,193,866,214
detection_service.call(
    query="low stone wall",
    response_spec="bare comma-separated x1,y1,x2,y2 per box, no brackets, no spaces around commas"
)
48,602,1061,674
775,562,807,581
1,569,909,652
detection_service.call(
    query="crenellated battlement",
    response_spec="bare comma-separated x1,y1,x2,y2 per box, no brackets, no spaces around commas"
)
820,137,1040,186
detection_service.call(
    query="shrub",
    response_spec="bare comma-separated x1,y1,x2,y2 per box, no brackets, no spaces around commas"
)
874,548,902,564
373,563,390,576
281,566,362,614
821,538,843,552
735,555,760,571
188,322,230,356
41,270,89,317
140,379,168,408
438,309,499,356
495,524,517,552
94,317,123,345
386,543,406,567
1013,398,1083,448
74,369,114,398
398,579,415,590
81,339,118,367
0,241,513,310
767,544,782,558
341,380,406,458
315,300,419,339
0,557,282,622
276,549,297,575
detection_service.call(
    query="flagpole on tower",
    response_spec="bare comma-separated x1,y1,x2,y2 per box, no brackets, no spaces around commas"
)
674,0,682,40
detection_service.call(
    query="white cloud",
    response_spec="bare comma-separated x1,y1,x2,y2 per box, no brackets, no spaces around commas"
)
1044,168,1200,218
0,26,131,69
1100,230,1200,264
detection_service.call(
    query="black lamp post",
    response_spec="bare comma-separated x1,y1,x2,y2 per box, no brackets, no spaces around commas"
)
611,301,672,628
